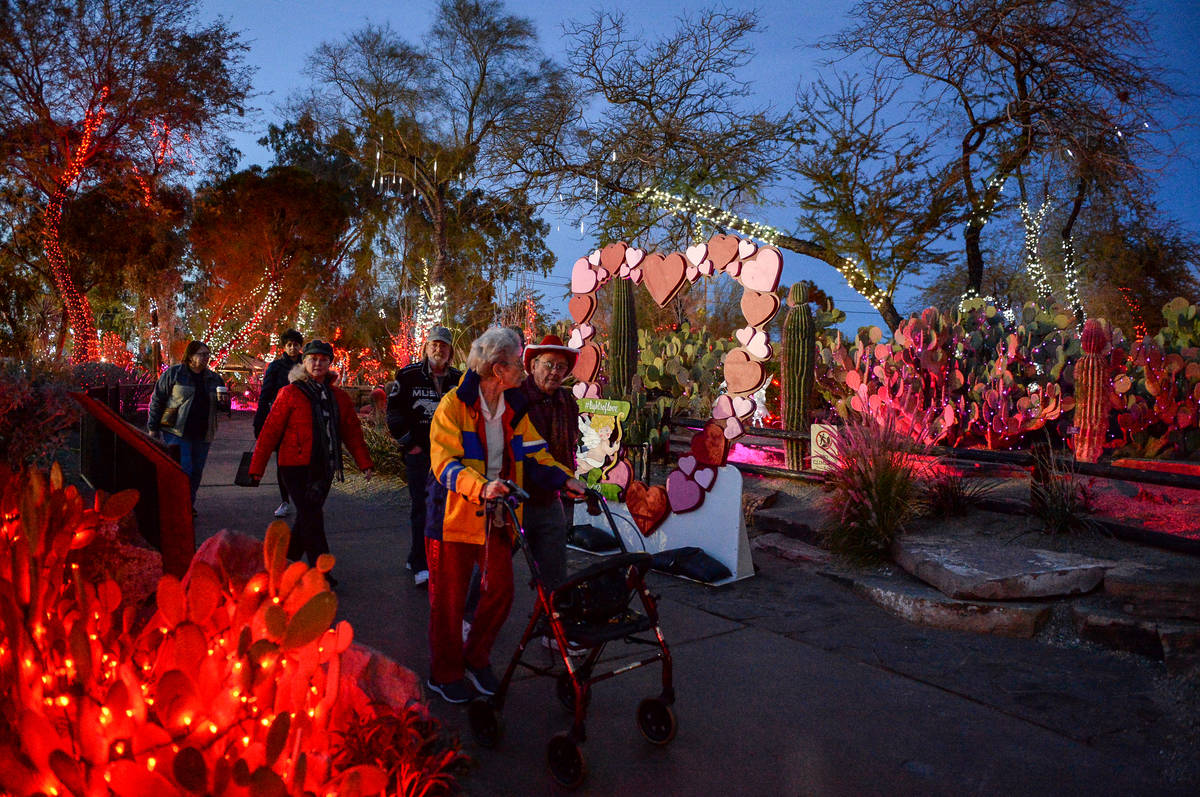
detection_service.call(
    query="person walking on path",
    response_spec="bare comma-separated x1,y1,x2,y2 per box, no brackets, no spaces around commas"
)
248,339,374,582
387,326,461,587
253,328,305,518
146,340,225,512
424,327,585,703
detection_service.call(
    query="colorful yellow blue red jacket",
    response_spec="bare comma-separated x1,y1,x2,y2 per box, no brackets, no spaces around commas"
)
429,369,572,545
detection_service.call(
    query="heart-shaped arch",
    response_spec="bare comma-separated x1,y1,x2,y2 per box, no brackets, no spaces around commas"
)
567,235,784,532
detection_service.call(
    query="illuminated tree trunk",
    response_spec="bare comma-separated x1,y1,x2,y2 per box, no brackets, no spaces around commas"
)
43,190,99,362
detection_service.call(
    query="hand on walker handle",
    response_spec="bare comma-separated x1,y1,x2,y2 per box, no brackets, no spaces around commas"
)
563,477,587,499
481,479,511,500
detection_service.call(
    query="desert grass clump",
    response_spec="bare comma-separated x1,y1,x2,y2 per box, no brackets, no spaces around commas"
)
919,467,998,519
1030,445,1097,534
821,418,926,563
349,408,407,478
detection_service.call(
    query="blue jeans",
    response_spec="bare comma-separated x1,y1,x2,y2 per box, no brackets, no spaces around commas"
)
162,432,212,506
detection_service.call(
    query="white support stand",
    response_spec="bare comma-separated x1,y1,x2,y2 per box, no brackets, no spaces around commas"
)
572,465,754,585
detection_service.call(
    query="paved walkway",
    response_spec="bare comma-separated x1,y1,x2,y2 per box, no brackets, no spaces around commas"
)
194,411,1199,795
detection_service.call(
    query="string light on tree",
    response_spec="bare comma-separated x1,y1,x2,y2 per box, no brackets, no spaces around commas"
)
1020,200,1054,300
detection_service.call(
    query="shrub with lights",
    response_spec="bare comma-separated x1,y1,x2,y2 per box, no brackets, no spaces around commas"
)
0,464,465,796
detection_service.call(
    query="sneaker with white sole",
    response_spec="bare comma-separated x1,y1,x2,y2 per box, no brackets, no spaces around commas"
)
427,677,474,704
414,569,429,587
273,501,290,518
466,665,500,696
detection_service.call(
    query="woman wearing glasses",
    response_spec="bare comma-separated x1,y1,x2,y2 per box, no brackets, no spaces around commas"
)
424,327,586,703
145,340,226,511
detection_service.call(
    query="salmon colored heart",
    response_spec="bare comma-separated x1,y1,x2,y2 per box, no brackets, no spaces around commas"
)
571,258,598,294
723,348,767,395
568,294,596,323
642,252,688,307
706,234,740,271
690,420,728,467
666,469,704,513
741,289,780,327
600,242,627,274
572,342,601,382
626,480,670,536
603,458,632,492
740,246,783,294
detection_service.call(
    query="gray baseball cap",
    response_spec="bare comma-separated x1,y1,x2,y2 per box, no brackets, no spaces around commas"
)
428,326,453,345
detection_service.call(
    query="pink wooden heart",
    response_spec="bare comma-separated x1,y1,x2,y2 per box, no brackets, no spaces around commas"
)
678,454,697,476
568,294,596,323
629,266,643,285
568,328,584,349
706,234,740,270
588,249,601,266
737,238,758,260
685,243,708,266
618,263,630,278
666,469,704,513
723,416,744,440
577,322,595,340
571,258,598,294
603,459,632,491
698,260,714,276
572,342,601,382
726,260,742,278
740,247,783,294
642,253,688,307
625,247,645,267
712,394,734,420
571,381,600,399
723,349,767,395
693,466,716,491
740,289,780,327
731,396,755,418
600,242,627,274
685,264,699,282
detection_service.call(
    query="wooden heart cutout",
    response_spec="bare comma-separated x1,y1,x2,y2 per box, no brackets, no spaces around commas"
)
626,480,669,536
571,258,598,294
723,348,767,395
685,243,708,266
693,466,716,491
706,234,741,271
642,252,688,307
678,454,697,476
572,342,601,382
629,266,643,285
603,458,632,492
741,289,780,327
571,381,600,399
698,260,714,276
735,326,772,360
740,246,783,294
666,469,704,513
568,294,596,323
690,420,729,467
737,238,758,260
625,247,645,267
712,394,734,420
599,242,627,274
685,263,699,283
588,249,601,266
724,416,745,440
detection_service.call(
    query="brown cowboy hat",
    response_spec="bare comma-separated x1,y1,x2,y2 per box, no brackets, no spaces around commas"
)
523,334,578,372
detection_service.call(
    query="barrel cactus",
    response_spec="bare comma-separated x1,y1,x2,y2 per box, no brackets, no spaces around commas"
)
1072,319,1110,463
782,281,817,469
609,277,638,399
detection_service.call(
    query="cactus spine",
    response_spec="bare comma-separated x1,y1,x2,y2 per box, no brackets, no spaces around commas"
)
609,276,638,398
1073,319,1109,463
782,282,816,470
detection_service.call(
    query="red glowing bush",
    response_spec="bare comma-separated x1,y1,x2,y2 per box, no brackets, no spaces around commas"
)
0,464,465,796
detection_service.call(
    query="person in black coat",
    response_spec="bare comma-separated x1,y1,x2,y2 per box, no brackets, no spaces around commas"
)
253,328,304,517
387,325,461,585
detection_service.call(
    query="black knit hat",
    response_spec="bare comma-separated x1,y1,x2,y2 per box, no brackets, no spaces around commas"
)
303,339,334,359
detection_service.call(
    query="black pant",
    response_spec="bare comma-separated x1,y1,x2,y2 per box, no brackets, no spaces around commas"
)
278,465,332,565
405,451,431,571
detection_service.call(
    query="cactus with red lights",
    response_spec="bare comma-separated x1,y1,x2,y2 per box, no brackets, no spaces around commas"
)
782,281,816,469
1073,319,1110,462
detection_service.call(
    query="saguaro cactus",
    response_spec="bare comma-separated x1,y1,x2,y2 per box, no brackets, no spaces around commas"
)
782,281,817,469
610,277,638,398
1073,318,1110,463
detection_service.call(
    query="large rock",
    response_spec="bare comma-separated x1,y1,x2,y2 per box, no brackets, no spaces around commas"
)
1104,561,1200,621
893,536,1111,600
339,642,423,711
752,532,831,565
187,528,266,591
1073,596,1200,674
751,491,823,543
823,568,1052,638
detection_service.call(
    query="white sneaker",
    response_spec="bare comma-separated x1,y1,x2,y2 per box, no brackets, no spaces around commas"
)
413,569,429,587
273,501,290,518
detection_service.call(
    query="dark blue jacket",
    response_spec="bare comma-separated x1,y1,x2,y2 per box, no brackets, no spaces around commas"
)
386,359,462,452
253,353,301,436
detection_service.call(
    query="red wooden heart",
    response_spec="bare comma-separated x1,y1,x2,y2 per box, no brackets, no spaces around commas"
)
626,480,670,536
568,294,596,324
741,289,780,328
643,252,688,307
690,420,728,467
572,341,601,382
723,348,767,395
599,242,628,275
707,234,741,271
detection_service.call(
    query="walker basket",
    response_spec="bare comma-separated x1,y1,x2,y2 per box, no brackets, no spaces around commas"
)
552,552,653,627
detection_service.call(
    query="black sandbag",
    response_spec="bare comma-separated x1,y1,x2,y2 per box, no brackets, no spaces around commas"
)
568,523,620,553
649,546,732,583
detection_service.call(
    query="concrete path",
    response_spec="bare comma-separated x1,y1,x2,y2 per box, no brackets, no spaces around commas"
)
194,412,1200,795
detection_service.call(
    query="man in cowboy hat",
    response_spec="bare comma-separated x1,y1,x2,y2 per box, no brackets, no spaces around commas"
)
388,326,462,586
518,333,580,592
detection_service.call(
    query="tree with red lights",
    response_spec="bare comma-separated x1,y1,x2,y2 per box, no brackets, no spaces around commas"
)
0,0,251,361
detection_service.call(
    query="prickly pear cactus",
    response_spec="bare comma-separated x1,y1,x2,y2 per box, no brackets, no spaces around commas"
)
782,282,816,469
610,278,638,398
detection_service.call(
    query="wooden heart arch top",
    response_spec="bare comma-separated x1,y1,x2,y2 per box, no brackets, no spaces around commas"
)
566,235,786,534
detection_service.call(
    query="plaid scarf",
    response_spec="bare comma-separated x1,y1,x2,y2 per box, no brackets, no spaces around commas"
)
295,377,344,487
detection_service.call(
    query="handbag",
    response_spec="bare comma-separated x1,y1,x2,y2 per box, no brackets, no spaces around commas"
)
234,451,257,487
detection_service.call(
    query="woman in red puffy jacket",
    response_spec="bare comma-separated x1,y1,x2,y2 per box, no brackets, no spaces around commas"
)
249,339,373,578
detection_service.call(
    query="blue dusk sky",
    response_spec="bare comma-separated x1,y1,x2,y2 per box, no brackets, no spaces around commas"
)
199,0,1200,329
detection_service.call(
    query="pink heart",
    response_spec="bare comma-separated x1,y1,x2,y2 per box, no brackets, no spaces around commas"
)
588,249,601,266
685,243,708,266
577,322,595,340
666,469,704,513
726,260,742,278
737,238,757,260
625,248,645,268
572,381,600,399
571,258,598,294
685,264,699,282
678,454,697,476
734,327,771,360
603,459,632,490
567,328,585,349
698,260,714,276
712,394,734,420
693,466,716,491
735,325,756,347
741,247,783,294
629,266,643,285
595,267,611,286
618,263,631,278
732,396,755,418
723,416,744,440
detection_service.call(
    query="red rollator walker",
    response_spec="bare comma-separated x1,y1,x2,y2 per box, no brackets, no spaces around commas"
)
467,482,677,789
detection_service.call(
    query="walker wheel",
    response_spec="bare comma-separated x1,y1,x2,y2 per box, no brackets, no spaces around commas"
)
468,698,504,748
636,697,677,745
556,672,591,714
547,732,586,789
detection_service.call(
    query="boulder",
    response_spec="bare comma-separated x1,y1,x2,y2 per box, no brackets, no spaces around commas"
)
187,528,266,591
339,642,423,712
893,536,1111,600
1104,562,1200,621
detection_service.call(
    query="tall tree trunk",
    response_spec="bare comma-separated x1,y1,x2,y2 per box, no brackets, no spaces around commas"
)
44,191,99,362
964,218,985,298
1060,177,1088,323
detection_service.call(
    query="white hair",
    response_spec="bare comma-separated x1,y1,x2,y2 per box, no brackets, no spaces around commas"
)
466,327,522,374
